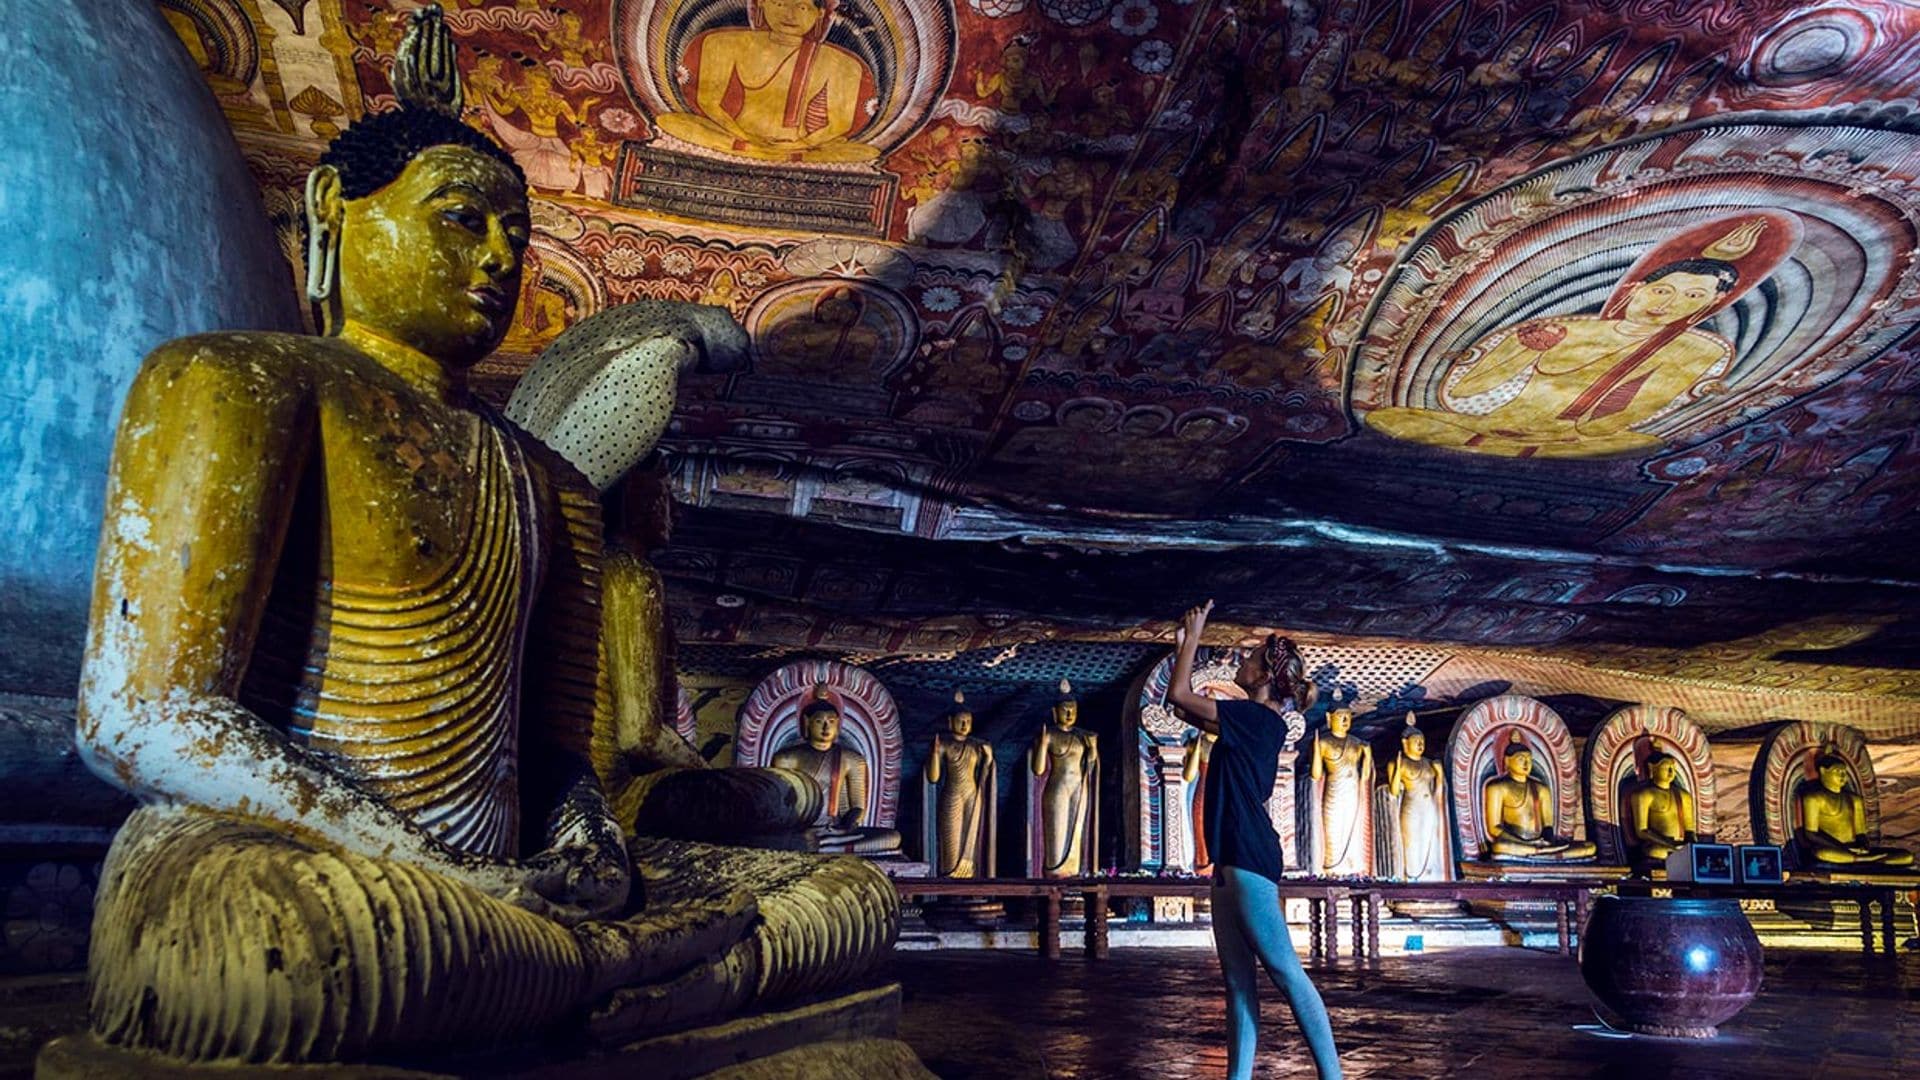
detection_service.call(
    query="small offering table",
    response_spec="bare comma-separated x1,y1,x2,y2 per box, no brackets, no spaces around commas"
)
1355,880,1609,962
893,878,1369,963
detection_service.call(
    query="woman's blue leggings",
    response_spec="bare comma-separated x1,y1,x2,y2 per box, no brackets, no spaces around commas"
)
1210,865,1341,1079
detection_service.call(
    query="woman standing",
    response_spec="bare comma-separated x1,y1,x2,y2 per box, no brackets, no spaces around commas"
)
1168,600,1341,1080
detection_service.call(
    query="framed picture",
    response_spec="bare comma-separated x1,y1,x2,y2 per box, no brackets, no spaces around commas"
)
1737,844,1785,884
1666,842,1735,884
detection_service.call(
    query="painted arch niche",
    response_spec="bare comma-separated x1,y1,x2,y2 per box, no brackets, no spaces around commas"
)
736,659,904,828
1582,704,1717,865
1350,111,1920,461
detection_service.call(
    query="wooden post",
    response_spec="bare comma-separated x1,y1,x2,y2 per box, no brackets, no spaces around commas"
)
1882,889,1895,956
1324,888,1340,962
1085,885,1111,959
1575,887,1590,953
1042,889,1062,960
1556,895,1571,957
1307,896,1323,962
1367,891,1381,967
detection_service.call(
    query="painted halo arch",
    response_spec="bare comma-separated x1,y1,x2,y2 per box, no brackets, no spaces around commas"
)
674,683,697,744
1750,719,1879,862
612,0,957,161
1582,703,1717,864
1445,694,1580,861
737,658,904,828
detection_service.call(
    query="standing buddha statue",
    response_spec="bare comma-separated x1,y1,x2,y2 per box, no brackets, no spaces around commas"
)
926,691,996,877
1030,679,1099,878
1384,714,1452,881
1309,707,1374,876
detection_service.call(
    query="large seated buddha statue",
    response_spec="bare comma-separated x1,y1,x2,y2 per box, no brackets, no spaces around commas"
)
1751,721,1915,877
45,11,910,1073
1583,705,1718,874
1797,753,1915,868
773,686,906,856
1623,753,1697,870
1483,735,1598,862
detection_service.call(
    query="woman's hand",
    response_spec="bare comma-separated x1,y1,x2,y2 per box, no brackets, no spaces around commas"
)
1176,599,1214,650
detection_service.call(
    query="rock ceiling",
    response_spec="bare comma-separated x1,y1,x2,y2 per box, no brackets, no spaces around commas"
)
168,0,1920,710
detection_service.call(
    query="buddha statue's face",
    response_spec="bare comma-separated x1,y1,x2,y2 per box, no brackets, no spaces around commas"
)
1620,270,1722,329
1327,710,1352,738
1649,757,1680,787
948,711,973,739
337,145,529,366
759,0,823,39
1818,759,1850,793
1402,730,1425,759
1054,701,1078,730
1505,749,1534,781
804,706,842,750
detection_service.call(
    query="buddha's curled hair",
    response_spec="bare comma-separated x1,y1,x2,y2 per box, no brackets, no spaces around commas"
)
320,104,524,199
319,3,523,199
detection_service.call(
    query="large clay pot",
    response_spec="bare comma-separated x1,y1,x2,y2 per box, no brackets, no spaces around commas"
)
1578,895,1763,1038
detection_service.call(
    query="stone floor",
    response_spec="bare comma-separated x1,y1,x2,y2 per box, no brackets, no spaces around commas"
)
894,946,1920,1079
4,946,1913,1077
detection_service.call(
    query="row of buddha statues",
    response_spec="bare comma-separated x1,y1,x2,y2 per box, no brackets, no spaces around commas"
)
1136,673,1914,882
712,654,1917,890
729,667,1101,880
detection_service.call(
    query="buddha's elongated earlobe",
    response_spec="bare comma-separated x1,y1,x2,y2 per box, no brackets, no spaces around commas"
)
305,165,344,331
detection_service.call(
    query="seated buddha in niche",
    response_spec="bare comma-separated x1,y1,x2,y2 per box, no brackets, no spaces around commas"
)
1482,735,1596,861
772,685,905,856
1623,751,1695,870
58,10,894,1068
1797,753,1915,867
655,0,881,164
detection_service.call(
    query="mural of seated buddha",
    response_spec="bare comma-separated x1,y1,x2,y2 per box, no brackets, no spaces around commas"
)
655,0,880,164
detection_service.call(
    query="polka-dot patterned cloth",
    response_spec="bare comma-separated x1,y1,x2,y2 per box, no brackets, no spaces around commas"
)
505,300,748,492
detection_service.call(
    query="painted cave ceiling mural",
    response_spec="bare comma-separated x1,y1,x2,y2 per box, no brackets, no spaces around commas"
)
165,0,1920,711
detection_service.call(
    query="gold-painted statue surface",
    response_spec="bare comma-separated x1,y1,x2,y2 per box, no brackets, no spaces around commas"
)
1030,679,1099,878
1624,752,1696,869
771,686,905,856
1384,715,1451,881
58,10,899,1070
1309,707,1374,876
1482,735,1597,861
1796,754,1915,867
1183,730,1217,873
926,691,995,878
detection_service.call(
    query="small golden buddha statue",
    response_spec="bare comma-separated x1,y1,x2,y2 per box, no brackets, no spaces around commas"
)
926,691,995,878
1385,714,1451,882
1310,707,1374,876
1482,735,1597,861
1623,752,1696,869
1183,730,1217,873
1030,679,1099,878
55,10,896,1068
1797,753,1916,867
772,686,905,856
654,0,880,164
